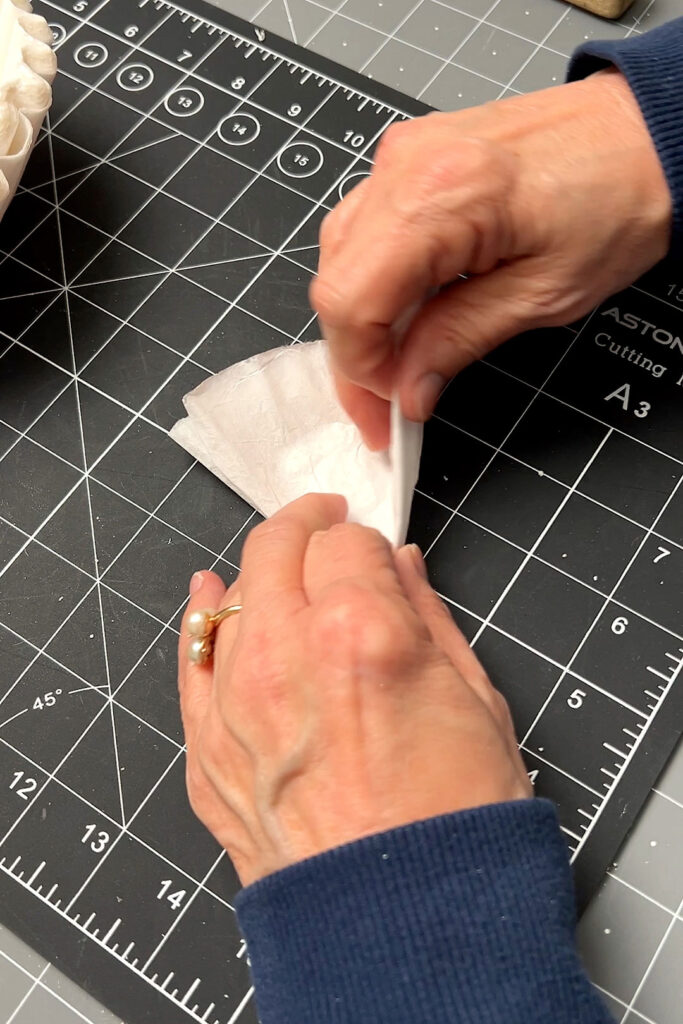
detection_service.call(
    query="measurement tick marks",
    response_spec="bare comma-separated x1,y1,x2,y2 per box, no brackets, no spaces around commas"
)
1,847,252,1024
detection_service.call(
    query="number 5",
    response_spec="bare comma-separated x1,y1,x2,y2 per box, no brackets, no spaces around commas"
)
567,688,586,710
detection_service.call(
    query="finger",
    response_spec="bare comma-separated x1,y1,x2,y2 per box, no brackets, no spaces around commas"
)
334,373,391,452
330,297,430,448
396,546,519,743
316,176,390,440
303,521,401,604
212,577,243,675
179,570,227,690
312,169,442,397
312,233,430,398
396,263,540,422
319,176,371,254
312,153,488,396
178,569,227,745
240,493,348,620
394,545,497,705
395,546,525,767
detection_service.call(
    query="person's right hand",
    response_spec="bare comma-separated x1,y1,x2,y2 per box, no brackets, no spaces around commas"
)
311,68,672,450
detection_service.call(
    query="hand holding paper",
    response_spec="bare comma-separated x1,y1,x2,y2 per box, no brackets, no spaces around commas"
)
170,340,423,547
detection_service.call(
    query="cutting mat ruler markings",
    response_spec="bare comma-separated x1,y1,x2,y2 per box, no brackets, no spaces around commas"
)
0,1,680,1023
1,844,252,1024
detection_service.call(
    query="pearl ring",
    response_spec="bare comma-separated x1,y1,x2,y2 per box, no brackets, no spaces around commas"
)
186,605,242,665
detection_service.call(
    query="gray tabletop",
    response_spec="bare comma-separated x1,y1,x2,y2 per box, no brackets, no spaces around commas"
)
1,1,682,1023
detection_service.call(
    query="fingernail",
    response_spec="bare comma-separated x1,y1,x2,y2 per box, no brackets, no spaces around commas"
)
415,372,445,420
189,571,205,595
407,543,428,579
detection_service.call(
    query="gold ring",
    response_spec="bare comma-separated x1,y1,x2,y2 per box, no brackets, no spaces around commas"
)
186,605,242,665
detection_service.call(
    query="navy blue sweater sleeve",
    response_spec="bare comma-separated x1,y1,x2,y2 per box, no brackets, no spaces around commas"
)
568,17,683,254
236,800,614,1023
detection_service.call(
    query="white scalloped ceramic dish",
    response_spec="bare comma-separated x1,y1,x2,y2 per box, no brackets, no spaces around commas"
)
0,0,56,218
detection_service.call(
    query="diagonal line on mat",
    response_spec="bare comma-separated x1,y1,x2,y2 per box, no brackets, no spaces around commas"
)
282,0,299,43
110,129,181,163
45,115,127,828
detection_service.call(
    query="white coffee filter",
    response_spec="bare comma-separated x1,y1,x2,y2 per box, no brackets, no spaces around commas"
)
0,0,56,218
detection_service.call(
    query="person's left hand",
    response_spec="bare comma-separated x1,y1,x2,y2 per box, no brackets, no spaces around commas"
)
178,494,531,887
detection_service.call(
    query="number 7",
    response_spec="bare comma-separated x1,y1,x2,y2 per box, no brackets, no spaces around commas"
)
653,546,670,563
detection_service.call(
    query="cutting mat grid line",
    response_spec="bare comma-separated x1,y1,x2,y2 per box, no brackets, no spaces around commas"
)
0,446,676,735
0,83,378,581
0,2,680,1024
0,727,242,921
3,318,683,626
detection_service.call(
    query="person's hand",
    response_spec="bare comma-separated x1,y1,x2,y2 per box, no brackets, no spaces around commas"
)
178,494,531,887
311,69,672,449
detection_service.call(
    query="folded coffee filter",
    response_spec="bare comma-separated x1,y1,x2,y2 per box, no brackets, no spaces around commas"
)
0,0,56,218
171,340,424,547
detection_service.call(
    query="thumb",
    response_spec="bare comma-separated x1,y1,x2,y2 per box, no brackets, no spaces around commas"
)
394,544,498,708
334,372,391,451
397,262,545,422
396,544,528,772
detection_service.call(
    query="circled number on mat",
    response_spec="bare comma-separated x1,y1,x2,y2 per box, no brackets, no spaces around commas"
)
218,113,261,145
49,23,67,45
339,170,371,200
117,64,155,91
277,142,324,178
164,87,205,117
74,42,109,67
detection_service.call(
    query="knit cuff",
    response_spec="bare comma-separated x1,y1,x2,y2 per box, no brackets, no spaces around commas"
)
568,18,683,255
236,800,610,1024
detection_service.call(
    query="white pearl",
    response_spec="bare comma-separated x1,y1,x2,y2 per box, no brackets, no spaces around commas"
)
188,637,213,665
187,609,215,637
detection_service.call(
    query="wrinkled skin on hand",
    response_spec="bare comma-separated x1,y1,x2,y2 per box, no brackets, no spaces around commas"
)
311,69,672,449
179,494,531,886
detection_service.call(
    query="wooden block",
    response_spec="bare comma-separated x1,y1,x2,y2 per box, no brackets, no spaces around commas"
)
566,0,635,17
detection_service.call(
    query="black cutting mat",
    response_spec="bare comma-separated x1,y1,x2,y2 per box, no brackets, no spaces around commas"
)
0,1,681,1022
